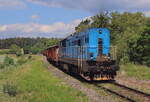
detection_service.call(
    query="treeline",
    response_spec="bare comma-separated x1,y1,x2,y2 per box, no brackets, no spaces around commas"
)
75,12,150,66
0,38,61,54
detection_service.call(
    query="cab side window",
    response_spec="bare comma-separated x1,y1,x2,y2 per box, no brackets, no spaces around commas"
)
85,37,89,43
78,39,81,46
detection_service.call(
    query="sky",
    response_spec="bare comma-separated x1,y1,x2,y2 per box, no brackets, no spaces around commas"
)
0,0,150,38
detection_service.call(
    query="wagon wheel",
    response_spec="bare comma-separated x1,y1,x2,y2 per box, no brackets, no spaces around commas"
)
89,73,94,81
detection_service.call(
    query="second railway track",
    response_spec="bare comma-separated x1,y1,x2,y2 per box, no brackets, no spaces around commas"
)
94,81,150,102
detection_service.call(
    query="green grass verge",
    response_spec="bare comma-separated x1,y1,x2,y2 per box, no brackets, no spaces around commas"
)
0,55,6,63
0,49,10,54
0,54,18,63
0,55,88,102
119,63,150,80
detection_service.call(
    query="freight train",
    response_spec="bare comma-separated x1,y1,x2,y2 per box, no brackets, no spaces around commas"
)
43,28,119,80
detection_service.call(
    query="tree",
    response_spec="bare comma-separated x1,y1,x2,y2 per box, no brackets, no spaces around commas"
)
9,44,25,56
75,19,91,32
10,44,21,54
91,12,110,28
75,12,110,33
110,12,146,63
16,48,24,56
110,12,146,44
0,38,61,54
129,23,150,66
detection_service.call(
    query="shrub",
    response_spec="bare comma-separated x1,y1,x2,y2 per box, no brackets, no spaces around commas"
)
0,64,5,69
17,58,27,65
30,47,41,54
9,44,20,54
16,52,21,57
128,22,150,66
3,82,18,97
0,49,11,54
28,55,32,59
16,48,24,57
4,56,14,66
120,56,130,65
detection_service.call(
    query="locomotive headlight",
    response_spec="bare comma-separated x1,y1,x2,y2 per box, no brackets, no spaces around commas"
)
108,53,111,59
108,56,111,59
99,30,102,34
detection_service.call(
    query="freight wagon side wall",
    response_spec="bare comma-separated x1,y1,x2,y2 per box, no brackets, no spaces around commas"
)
47,46,59,62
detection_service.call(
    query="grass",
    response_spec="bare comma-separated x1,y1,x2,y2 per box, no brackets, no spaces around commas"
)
0,55,88,102
0,49,10,54
1,53,149,102
0,54,18,63
0,55,6,63
119,63,150,80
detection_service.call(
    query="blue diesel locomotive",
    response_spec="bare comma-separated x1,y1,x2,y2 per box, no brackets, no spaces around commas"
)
58,28,118,80
43,28,119,80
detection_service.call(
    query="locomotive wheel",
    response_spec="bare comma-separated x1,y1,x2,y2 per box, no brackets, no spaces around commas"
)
68,65,74,74
63,64,69,73
55,62,59,67
89,73,94,81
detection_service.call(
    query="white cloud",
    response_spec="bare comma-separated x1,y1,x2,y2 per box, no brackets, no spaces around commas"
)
0,0,26,9
0,19,81,38
28,0,150,13
1,0,150,12
144,11,150,17
31,15,40,20
0,26,7,31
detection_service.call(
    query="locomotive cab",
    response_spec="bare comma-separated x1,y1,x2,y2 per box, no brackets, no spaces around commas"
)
87,28,110,61
86,28,118,80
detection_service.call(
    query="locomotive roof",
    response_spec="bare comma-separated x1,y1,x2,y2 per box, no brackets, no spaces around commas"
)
46,45,58,50
59,28,109,42
60,29,89,42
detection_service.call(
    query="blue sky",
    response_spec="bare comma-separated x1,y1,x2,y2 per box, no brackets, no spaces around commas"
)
0,0,150,38
0,1,90,24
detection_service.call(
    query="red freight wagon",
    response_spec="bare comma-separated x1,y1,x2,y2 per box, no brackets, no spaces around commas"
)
42,50,48,56
46,45,59,63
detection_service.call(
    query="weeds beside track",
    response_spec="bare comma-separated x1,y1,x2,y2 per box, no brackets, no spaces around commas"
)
93,81,150,102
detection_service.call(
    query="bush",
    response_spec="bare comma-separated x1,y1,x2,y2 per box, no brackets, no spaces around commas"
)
0,64,5,69
3,82,18,97
0,49,11,54
129,25,150,67
9,44,20,54
4,56,14,66
120,56,130,65
17,58,27,65
30,47,41,54
16,48,24,57
28,55,32,59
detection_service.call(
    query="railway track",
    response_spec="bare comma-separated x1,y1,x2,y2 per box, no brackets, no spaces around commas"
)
48,64,150,102
94,82,150,102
